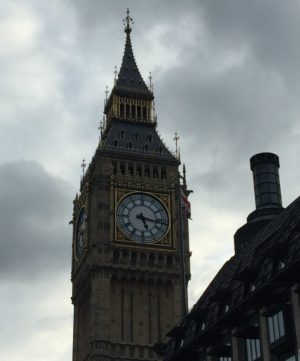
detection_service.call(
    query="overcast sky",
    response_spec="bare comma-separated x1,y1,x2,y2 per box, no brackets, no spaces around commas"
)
2,1,300,360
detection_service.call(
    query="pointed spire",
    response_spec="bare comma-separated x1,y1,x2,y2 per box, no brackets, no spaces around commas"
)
115,9,152,94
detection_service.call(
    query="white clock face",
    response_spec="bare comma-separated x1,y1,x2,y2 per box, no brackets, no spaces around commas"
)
116,193,169,243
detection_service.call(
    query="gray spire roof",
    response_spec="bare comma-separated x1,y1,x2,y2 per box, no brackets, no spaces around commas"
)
115,27,151,95
100,119,179,164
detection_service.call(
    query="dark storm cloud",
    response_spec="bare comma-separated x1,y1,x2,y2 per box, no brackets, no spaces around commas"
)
0,160,73,280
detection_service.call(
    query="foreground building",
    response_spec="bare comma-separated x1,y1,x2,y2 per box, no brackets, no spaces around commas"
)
71,11,190,361
162,152,300,361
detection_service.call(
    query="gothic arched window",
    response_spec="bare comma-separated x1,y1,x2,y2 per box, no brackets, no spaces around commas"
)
143,107,147,119
131,105,136,118
126,104,130,118
120,103,124,117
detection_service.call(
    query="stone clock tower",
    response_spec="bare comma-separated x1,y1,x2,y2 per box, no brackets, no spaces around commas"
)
71,10,191,361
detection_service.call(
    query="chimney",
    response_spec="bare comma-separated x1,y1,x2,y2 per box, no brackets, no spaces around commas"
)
234,152,284,253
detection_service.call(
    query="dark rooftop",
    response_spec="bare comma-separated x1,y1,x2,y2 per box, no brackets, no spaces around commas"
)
165,195,300,359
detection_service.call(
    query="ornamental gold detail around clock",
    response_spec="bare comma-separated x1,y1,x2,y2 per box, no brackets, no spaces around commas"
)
114,189,173,247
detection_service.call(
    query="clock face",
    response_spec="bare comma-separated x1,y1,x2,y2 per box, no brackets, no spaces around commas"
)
75,208,87,259
116,192,169,243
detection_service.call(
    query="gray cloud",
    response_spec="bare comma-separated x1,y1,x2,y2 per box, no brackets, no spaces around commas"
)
0,160,73,280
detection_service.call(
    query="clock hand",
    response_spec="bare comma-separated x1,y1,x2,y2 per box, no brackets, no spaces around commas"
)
139,215,168,225
136,213,149,229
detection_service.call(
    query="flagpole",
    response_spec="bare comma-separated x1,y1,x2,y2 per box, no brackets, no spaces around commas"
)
177,176,188,317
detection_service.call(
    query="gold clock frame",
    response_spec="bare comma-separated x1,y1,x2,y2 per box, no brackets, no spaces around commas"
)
114,188,173,248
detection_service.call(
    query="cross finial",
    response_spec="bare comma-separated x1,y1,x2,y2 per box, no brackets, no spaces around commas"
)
81,159,86,176
173,132,180,158
123,8,134,34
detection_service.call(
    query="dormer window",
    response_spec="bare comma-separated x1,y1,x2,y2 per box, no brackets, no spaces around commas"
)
133,133,139,141
127,142,132,149
113,140,118,147
119,130,125,138
158,146,163,154
143,144,149,151
245,338,261,361
267,310,285,343
147,134,153,142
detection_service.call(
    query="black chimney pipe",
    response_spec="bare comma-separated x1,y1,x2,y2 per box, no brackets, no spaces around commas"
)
248,152,283,222
234,152,284,253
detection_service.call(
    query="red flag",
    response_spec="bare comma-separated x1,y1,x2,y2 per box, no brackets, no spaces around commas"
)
180,188,191,219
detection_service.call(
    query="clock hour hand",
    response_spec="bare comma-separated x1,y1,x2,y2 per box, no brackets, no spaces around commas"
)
140,216,168,225
136,213,149,229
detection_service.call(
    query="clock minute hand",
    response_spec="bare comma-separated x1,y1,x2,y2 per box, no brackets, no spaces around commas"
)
136,213,149,229
142,216,168,225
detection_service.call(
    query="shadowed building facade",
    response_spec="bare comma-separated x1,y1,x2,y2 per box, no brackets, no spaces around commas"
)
162,153,300,361
71,11,191,361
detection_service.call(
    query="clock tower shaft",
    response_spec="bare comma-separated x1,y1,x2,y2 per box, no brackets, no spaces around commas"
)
71,10,191,361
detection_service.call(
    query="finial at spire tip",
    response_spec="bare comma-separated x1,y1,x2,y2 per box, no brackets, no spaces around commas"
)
123,8,134,34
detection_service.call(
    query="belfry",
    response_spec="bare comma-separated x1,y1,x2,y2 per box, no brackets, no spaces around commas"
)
71,10,191,361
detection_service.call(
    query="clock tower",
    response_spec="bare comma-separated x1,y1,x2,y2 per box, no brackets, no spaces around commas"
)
71,10,191,361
